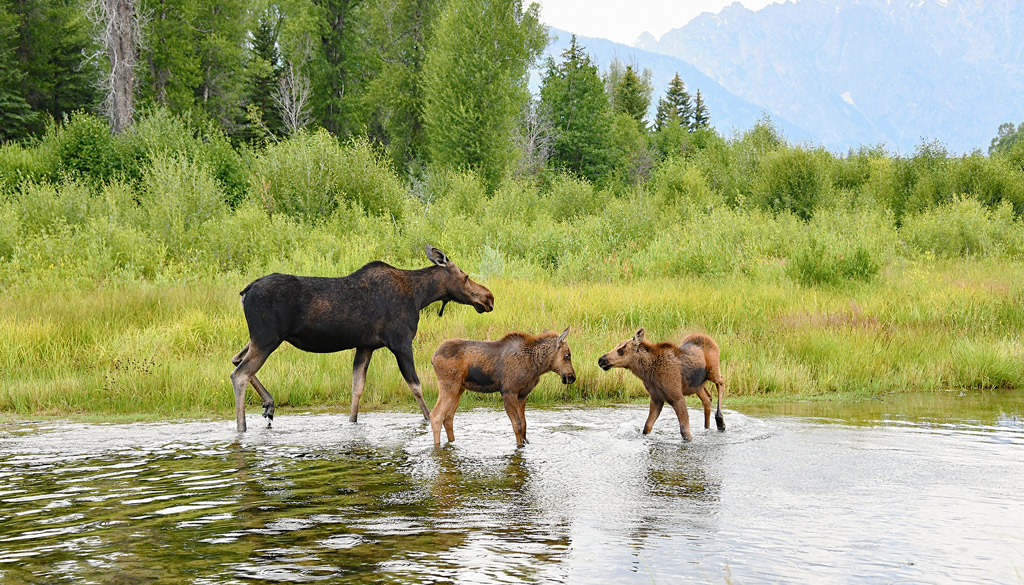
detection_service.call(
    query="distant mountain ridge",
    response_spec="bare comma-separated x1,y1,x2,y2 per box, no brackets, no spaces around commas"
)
633,0,1024,153
538,29,814,143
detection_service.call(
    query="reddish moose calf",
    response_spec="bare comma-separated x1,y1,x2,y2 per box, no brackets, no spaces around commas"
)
430,328,576,448
598,329,726,441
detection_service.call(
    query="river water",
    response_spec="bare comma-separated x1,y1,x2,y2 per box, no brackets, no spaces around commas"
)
1,392,1022,584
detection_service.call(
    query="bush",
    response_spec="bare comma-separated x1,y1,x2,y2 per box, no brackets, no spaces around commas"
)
785,206,893,285
901,197,1024,258
650,157,724,210
137,154,228,255
543,173,601,222
251,131,405,221
753,146,834,219
0,141,56,192
44,111,128,183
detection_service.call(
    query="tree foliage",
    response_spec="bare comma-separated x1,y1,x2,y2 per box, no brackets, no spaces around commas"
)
654,73,691,131
540,35,613,183
422,0,546,188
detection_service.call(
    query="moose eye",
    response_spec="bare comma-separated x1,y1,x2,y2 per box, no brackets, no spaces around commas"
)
464,274,469,282
564,353,571,361
617,348,624,356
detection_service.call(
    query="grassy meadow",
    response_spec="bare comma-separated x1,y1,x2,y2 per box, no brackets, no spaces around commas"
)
2,111,1024,420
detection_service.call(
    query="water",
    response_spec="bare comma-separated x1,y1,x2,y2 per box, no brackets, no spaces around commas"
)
1,392,1022,584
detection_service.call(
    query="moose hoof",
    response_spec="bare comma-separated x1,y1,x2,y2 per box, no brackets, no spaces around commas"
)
716,415,726,432
262,402,275,420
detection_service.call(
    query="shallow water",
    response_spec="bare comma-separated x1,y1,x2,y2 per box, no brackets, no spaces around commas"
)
1,392,1022,584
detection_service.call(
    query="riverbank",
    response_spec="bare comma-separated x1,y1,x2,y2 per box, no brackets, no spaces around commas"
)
2,257,1022,420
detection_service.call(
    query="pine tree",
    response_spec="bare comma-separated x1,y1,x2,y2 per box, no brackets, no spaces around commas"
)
611,64,650,128
423,0,546,188
539,35,613,182
692,89,710,130
0,0,34,141
654,73,691,131
246,6,285,136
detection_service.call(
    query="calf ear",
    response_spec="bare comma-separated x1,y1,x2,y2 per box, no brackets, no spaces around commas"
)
425,244,450,267
556,327,570,345
632,328,645,348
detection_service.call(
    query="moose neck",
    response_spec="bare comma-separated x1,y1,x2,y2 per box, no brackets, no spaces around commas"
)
410,265,451,310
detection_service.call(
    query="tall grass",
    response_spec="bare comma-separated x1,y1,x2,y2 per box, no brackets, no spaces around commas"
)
2,109,1024,418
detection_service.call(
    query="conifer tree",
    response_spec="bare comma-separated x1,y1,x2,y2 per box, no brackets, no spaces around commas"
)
611,64,650,128
0,0,34,141
654,73,691,131
540,35,613,182
692,89,710,130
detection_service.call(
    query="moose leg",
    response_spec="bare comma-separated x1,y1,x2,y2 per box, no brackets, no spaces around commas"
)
502,392,526,448
712,378,726,431
696,387,713,430
643,399,664,435
232,343,275,425
516,395,530,444
392,345,431,420
349,347,374,423
667,398,693,442
230,343,273,432
430,380,461,446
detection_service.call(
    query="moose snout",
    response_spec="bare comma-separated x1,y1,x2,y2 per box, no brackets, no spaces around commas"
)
475,292,495,313
598,356,611,371
561,373,576,384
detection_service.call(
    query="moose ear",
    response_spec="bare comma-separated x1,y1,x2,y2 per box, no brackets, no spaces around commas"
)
632,328,645,348
556,327,570,345
425,244,449,267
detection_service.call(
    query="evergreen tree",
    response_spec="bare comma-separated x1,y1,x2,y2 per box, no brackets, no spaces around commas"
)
654,73,691,131
246,5,285,136
611,64,650,128
309,0,376,137
423,0,546,188
539,35,613,183
0,0,34,141
692,89,710,130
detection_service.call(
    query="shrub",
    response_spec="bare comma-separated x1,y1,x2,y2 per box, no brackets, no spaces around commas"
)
137,154,228,255
901,197,1024,258
45,111,127,183
250,131,405,221
650,157,724,210
543,173,601,222
0,141,56,192
785,206,893,285
12,179,95,237
753,146,833,220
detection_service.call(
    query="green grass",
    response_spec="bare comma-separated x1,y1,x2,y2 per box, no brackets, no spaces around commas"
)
2,258,1022,421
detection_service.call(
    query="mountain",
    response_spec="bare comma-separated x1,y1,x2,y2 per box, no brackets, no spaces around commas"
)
634,0,1024,153
536,28,815,143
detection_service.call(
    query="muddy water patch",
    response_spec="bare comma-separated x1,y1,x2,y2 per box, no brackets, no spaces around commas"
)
0,397,1022,583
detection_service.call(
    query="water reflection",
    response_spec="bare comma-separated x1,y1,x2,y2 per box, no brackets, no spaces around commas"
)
1,392,1022,584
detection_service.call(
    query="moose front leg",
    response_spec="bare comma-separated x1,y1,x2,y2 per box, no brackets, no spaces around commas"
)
643,399,664,435
393,344,431,420
350,347,374,423
502,392,526,448
667,398,693,442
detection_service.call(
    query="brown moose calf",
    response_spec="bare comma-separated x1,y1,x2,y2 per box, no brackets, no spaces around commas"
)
598,329,725,441
430,328,576,448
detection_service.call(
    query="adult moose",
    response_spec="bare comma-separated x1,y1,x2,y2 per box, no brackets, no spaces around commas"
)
229,245,494,432
598,329,725,441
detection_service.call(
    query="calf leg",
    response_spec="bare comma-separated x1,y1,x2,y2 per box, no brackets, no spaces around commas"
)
697,387,713,430
232,343,275,425
667,397,693,442
643,399,664,435
706,361,727,431
430,379,462,446
517,395,529,444
392,344,431,420
349,347,373,423
230,343,274,432
502,392,526,448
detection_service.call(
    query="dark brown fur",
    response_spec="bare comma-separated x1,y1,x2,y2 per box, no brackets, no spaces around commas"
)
229,245,494,432
430,328,576,447
598,329,725,441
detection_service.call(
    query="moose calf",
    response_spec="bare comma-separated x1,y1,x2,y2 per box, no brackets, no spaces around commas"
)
598,329,725,441
430,328,576,448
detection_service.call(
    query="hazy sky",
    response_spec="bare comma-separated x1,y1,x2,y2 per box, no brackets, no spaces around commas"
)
532,0,784,45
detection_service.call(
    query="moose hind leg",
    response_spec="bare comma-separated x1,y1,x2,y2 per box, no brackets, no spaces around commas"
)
350,347,374,423
502,393,526,447
232,343,275,426
393,345,430,420
230,343,273,432
696,387,713,430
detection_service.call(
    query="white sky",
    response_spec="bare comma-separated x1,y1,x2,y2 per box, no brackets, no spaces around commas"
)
532,0,786,45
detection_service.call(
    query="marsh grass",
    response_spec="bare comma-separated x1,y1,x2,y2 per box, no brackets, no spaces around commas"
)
2,258,1022,419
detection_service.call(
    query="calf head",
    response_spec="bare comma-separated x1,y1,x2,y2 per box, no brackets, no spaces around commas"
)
598,328,645,371
547,327,577,384
426,244,495,315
